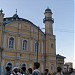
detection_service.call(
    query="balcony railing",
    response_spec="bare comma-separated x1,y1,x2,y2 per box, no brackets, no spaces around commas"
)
43,17,54,23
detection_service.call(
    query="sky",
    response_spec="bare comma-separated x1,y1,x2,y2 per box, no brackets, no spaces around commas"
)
0,0,74,68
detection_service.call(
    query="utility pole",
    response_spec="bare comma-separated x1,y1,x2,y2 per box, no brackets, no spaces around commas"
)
36,26,39,62
41,28,46,69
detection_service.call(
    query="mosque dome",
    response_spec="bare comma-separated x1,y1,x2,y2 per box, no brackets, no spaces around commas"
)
13,13,19,19
45,7,52,14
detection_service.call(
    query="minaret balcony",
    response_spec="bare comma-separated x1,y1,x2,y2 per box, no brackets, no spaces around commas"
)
43,17,54,23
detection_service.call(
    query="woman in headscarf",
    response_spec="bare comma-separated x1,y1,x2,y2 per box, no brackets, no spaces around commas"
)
11,67,23,75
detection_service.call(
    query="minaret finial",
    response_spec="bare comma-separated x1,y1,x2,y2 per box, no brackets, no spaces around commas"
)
0,8,3,13
16,9,17,14
47,6,49,9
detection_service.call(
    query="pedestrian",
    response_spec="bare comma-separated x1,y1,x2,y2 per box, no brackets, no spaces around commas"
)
32,62,41,75
28,68,32,75
41,73,43,75
5,66,11,75
21,66,27,75
44,69,51,75
11,67,22,75
69,68,75,75
56,67,63,75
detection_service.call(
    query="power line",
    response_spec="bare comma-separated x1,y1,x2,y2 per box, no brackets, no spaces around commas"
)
54,29,75,33
41,28,74,34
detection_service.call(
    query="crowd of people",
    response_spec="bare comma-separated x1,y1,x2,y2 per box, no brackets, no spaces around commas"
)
5,62,75,75
5,62,40,75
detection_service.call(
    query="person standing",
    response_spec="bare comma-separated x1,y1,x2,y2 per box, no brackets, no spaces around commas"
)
69,68,75,75
56,67,63,75
5,66,11,75
10,67,22,75
44,69,51,75
21,66,27,75
32,62,41,75
28,68,32,75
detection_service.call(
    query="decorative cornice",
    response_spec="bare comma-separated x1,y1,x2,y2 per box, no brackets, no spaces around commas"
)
3,55,44,62
4,30,45,40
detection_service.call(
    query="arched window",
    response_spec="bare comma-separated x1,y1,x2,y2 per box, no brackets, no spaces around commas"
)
6,62,12,69
51,43,53,48
22,40,28,50
50,65,54,71
8,37,15,49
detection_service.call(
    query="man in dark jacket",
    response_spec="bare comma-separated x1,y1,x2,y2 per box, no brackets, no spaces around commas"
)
5,66,11,75
21,66,27,75
44,69,51,75
69,68,75,75
32,62,41,75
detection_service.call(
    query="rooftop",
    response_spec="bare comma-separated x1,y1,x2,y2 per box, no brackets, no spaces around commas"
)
56,54,66,59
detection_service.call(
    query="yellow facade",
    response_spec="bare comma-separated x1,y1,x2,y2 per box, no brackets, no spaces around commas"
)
0,8,56,74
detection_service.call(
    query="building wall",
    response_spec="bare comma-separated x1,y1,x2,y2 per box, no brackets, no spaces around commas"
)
56,58,64,71
63,62,73,72
0,11,56,74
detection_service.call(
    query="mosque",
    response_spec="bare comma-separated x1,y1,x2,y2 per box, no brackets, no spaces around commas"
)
0,8,56,74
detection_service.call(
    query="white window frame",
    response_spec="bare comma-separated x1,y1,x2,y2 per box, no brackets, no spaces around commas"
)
8,36,15,49
22,39,28,51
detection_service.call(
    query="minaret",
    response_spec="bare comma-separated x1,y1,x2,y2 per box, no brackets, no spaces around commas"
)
43,8,56,73
43,7,54,35
0,9,4,25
